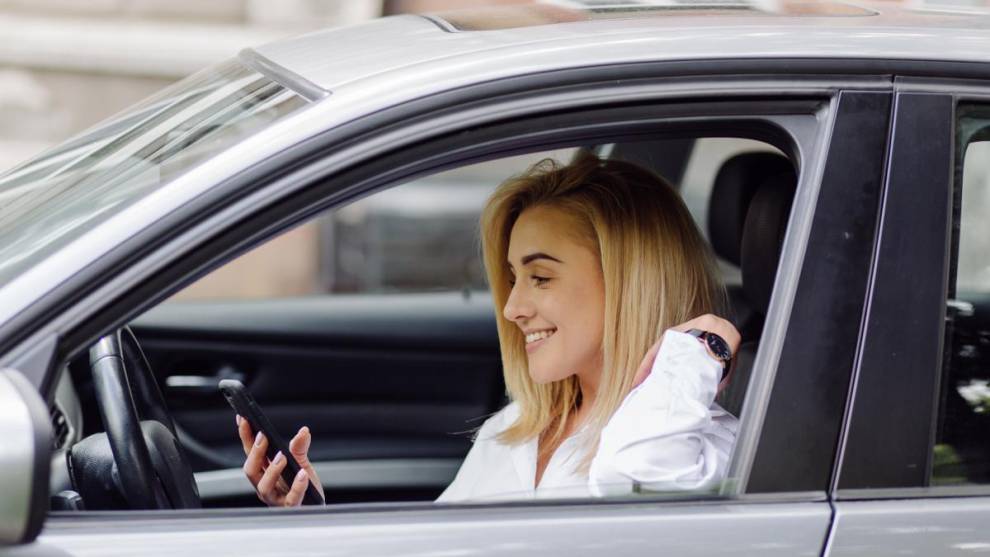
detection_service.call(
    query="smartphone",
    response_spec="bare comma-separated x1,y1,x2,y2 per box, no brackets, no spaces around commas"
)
218,379,325,506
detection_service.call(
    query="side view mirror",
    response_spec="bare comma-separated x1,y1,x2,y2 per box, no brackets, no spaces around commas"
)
0,368,51,546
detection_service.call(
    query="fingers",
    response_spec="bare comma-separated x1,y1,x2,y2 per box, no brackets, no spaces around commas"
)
288,426,324,498
288,426,312,466
256,450,288,505
237,415,255,456
242,430,268,489
283,469,311,507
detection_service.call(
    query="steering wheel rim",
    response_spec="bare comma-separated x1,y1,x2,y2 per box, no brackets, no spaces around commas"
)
89,327,192,509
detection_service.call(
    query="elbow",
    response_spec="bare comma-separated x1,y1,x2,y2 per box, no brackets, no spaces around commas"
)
589,437,729,496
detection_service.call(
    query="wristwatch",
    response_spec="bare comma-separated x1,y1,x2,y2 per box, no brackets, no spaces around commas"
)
686,328,732,380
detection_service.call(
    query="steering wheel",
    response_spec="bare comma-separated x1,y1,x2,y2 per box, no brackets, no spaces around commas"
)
88,327,200,509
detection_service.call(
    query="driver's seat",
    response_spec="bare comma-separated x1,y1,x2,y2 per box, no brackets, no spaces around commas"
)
710,153,796,417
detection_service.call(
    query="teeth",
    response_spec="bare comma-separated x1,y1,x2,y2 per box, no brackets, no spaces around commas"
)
525,329,556,344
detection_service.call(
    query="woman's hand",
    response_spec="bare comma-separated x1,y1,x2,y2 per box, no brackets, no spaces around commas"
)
237,415,325,506
632,314,741,391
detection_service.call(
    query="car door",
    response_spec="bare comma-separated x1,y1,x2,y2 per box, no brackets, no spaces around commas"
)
826,82,990,555
129,291,502,505
29,64,894,555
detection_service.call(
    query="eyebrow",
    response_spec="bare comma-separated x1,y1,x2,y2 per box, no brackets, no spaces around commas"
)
508,252,563,270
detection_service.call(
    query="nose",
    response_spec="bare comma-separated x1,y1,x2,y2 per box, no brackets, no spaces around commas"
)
502,280,535,324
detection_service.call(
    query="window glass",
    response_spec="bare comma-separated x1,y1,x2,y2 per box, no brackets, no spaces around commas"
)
0,60,307,290
935,104,990,485
171,149,577,300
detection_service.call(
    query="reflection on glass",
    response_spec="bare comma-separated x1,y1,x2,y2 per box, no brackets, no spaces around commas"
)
0,59,308,290
935,122,990,485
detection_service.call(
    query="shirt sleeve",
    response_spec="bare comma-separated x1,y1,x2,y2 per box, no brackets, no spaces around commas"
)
588,329,736,497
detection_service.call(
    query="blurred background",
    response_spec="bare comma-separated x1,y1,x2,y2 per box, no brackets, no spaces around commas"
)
0,0,536,301
0,0,533,173
1,0,984,302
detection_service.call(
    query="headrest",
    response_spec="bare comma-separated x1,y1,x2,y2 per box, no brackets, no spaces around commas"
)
709,153,795,266
741,173,796,315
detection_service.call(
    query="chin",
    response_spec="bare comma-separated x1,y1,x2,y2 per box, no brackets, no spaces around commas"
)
526,362,570,385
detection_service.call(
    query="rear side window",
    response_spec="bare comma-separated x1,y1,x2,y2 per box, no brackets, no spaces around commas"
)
936,104,990,485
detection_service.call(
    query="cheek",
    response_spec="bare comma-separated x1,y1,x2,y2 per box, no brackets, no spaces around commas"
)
530,281,605,380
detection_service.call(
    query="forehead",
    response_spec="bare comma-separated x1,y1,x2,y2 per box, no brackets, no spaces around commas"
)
507,205,589,260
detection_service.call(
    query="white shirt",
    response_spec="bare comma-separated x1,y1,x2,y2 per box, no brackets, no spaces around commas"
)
436,330,739,502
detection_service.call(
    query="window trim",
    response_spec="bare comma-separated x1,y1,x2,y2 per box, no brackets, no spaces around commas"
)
0,68,891,516
834,89,956,496
51,98,828,504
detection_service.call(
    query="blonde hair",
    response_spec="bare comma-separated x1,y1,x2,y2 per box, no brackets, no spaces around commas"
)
479,151,726,468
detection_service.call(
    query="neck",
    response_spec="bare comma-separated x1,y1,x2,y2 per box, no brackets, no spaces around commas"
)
574,370,598,415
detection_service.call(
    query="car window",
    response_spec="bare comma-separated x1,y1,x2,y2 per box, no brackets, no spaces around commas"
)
169,149,577,300
935,104,990,485
126,133,797,508
172,138,782,302
0,59,308,292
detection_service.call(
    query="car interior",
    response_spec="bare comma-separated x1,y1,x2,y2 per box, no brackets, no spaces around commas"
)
46,133,798,511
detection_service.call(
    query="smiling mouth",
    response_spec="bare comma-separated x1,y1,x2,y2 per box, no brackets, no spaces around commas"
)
525,328,556,345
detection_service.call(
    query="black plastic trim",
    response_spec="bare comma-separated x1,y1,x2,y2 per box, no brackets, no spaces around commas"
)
746,91,892,493
836,93,954,490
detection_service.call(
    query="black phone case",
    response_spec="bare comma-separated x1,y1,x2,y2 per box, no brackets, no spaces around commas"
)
218,379,324,506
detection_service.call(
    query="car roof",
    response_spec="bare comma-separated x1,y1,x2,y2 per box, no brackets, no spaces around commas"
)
252,0,990,95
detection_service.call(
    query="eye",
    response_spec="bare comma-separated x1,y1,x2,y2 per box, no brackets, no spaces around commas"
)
532,276,551,288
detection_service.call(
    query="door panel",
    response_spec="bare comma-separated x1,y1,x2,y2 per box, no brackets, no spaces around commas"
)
130,291,502,505
829,498,990,556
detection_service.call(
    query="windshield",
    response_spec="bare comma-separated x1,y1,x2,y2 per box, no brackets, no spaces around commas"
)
0,59,308,289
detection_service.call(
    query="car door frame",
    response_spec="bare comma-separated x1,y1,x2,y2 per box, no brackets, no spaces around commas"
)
4,61,890,553
825,76,990,556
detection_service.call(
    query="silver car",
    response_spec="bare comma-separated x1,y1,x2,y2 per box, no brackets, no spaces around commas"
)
3,1,990,555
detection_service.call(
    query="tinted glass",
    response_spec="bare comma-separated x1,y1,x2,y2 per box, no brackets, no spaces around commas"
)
935,104,990,485
0,59,307,290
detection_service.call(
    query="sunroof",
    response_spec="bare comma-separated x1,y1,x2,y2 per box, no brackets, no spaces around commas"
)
431,0,876,32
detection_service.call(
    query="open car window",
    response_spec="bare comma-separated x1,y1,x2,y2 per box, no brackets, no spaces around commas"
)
49,133,800,510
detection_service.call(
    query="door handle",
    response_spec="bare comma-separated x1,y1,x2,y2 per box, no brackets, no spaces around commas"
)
165,366,245,395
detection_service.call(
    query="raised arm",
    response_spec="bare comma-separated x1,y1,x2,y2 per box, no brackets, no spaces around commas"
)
588,315,740,496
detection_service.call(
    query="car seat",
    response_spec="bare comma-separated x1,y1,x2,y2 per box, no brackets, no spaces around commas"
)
708,152,796,417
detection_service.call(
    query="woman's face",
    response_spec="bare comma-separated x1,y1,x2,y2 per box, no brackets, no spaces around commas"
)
503,205,606,385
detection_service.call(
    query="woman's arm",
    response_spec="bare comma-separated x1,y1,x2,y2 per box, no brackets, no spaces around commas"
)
588,317,739,496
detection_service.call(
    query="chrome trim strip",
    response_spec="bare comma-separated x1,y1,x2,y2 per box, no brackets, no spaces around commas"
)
195,458,461,499
724,96,840,496
238,48,330,102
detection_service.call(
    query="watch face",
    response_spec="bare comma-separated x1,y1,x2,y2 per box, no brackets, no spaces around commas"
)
705,333,732,361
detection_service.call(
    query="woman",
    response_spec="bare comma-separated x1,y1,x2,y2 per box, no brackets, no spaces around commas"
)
236,152,740,505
